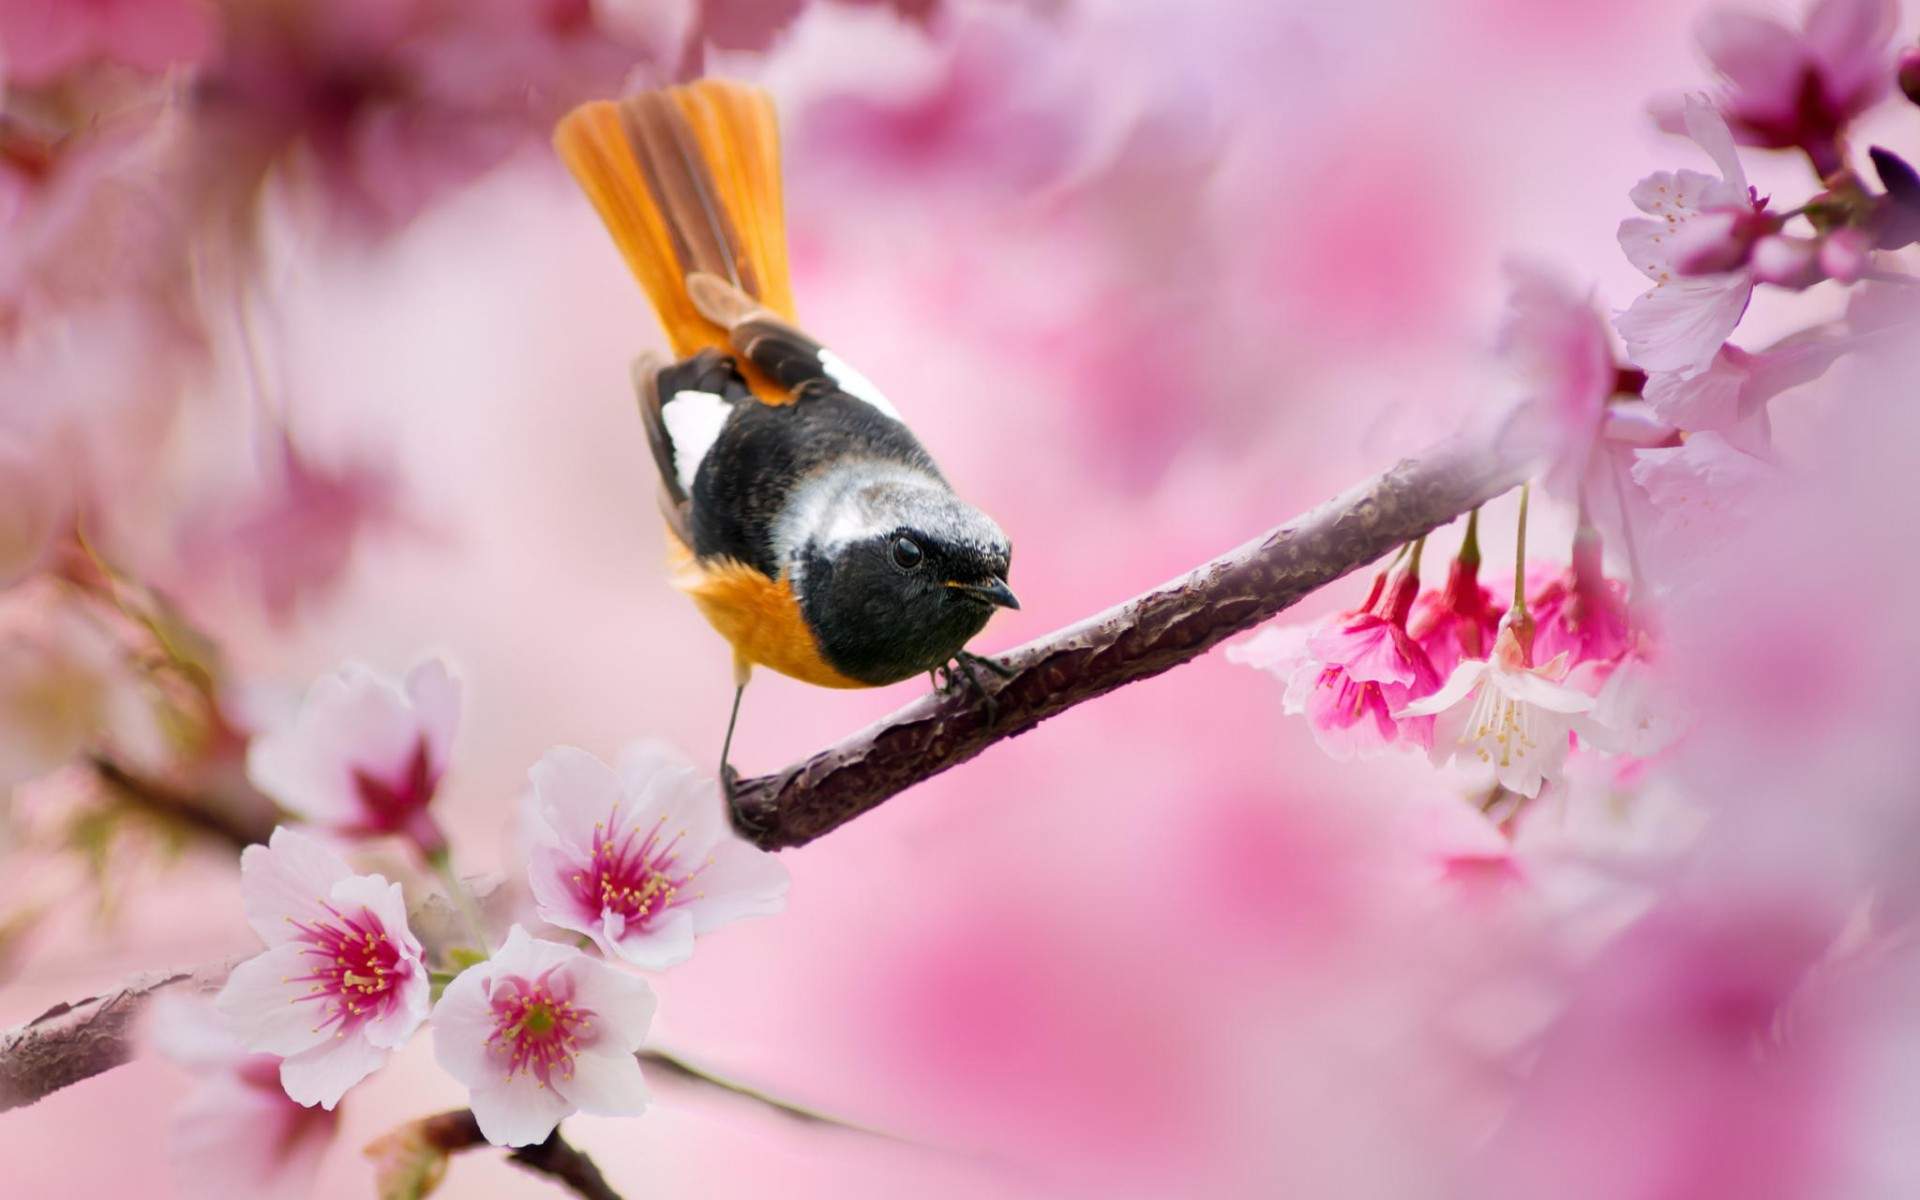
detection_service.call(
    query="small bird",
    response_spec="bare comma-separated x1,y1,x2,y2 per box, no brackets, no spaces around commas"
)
553,80,1018,780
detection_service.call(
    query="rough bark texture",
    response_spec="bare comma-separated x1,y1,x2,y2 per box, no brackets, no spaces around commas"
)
0,958,240,1111
729,434,1526,848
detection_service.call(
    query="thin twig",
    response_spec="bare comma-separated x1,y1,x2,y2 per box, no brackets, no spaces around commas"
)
728,433,1528,849
399,1110,624,1200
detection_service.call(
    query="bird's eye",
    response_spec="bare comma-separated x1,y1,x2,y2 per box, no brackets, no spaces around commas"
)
890,536,924,570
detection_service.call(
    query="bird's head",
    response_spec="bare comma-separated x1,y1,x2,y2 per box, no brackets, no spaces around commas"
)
793,483,1016,686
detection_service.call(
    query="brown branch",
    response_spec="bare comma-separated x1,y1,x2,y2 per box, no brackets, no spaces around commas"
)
729,433,1528,849
0,957,241,1111
89,754,279,851
379,1110,623,1200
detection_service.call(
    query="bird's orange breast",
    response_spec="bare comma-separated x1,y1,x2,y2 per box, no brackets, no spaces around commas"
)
666,535,867,689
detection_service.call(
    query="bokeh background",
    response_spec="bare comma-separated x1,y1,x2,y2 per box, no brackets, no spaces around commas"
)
6,0,1920,1196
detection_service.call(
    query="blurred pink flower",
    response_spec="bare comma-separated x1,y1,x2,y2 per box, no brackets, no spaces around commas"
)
799,9,1089,199
246,658,459,857
1471,898,1841,1200
695,0,805,52
1642,336,1843,440
0,108,196,335
1630,431,1779,578
1576,649,1686,758
191,0,662,237
1528,529,1631,671
216,827,430,1109
431,924,655,1147
1401,623,1595,798
147,993,339,1200
1696,0,1897,173
1495,263,1618,501
0,0,215,87
1231,567,1443,762
1410,546,1502,679
1617,99,1757,378
524,743,789,969
182,433,399,624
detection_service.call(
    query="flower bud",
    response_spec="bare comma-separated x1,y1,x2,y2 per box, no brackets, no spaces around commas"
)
1749,234,1823,289
1900,46,1920,109
1819,227,1872,284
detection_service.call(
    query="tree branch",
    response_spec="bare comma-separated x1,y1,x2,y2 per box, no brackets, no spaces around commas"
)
388,1110,624,1200
729,433,1527,849
0,957,240,1111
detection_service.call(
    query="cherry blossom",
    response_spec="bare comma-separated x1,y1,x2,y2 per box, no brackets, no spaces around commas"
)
1409,535,1501,679
216,827,429,1109
431,925,655,1147
1630,431,1780,581
1616,99,1759,378
146,993,339,1200
1494,264,1621,504
246,659,459,856
1399,624,1596,798
1695,0,1897,173
1230,565,1443,761
1528,529,1631,672
524,743,790,970
1642,337,1843,442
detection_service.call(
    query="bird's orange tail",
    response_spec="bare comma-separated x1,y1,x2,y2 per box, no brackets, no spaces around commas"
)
554,81,796,396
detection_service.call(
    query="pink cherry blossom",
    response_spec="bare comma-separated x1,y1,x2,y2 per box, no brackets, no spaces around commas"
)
1528,529,1632,671
0,0,216,87
146,993,339,1200
216,827,430,1109
1495,263,1619,501
1409,548,1501,680
1696,0,1897,172
246,658,459,856
1642,336,1843,441
431,924,655,1147
1231,567,1443,762
1616,99,1758,378
1399,624,1596,798
1630,431,1780,582
524,743,790,969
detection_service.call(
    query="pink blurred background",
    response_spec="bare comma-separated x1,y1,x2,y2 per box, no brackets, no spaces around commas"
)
7,0,1920,1196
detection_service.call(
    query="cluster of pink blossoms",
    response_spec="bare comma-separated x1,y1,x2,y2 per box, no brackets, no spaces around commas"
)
1234,0,1917,822
190,658,789,1164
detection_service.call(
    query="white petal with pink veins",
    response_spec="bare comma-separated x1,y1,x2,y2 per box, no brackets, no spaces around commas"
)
278,1027,389,1110
237,828,350,944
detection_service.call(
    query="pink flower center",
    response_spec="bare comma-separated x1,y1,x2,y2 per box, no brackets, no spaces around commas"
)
572,807,697,929
350,737,444,852
487,973,593,1087
288,903,411,1035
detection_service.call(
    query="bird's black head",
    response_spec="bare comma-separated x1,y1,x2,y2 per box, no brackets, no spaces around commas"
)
794,490,1016,687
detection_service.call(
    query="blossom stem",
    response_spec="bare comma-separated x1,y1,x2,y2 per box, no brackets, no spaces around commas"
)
428,848,490,958
1511,483,1531,623
1459,507,1481,571
1405,534,1426,578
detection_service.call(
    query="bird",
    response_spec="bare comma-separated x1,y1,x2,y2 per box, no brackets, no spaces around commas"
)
552,80,1019,784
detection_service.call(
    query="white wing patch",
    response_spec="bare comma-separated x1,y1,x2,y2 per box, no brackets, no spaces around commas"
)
660,390,731,493
819,349,903,421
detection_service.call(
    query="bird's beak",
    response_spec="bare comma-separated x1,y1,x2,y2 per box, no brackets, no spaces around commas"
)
948,577,1021,610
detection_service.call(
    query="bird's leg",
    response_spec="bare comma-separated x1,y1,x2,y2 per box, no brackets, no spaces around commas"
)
718,682,746,796
936,651,1015,729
